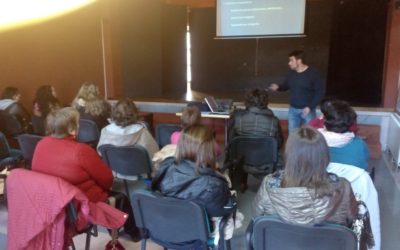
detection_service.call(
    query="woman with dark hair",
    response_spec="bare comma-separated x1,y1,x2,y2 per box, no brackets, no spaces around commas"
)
228,88,283,191
97,98,159,178
72,82,111,129
319,100,369,170
230,88,283,147
253,126,358,227
309,97,358,132
32,85,60,135
0,86,31,132
32,107,141,241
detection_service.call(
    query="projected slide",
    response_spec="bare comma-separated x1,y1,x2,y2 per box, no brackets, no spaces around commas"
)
217,0,306,37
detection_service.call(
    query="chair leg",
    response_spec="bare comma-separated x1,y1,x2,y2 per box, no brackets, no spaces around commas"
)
123,179,131,204
141,238,147,250
224,239,232,250
70,240,76,250
85,231,91,250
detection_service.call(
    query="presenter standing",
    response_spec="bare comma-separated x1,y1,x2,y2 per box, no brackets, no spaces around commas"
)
269,50,324,133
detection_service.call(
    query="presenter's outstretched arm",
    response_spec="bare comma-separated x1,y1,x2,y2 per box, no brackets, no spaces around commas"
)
268,83,279,91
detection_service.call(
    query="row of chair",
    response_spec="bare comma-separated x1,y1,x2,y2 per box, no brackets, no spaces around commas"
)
3,126,359,250
5,167,358,250
132,190,358,250
130,122,355,249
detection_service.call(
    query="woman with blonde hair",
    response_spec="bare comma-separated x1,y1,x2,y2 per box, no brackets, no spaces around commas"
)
72,82,111,129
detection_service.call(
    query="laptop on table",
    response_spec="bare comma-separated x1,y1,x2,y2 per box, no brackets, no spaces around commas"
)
204,96,232,115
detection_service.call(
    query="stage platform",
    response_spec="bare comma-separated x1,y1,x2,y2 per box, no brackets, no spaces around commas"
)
113,92,393,161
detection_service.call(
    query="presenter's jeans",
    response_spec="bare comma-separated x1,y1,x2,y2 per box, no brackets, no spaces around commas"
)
288,106,316,133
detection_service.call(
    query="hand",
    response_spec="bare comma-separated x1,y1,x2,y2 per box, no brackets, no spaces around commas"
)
302,107,310,118
268,83,279,91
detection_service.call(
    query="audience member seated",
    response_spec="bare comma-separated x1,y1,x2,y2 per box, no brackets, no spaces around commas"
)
227,88,284,190
97,98,159,179
31,107,141,241
327,162,380,250
171,106,221,156
252,126,358,228
0,87,31,133
229,88,283,146
318,100,369,170
170,106,201,144
72,82,111,129
152,124,240,241
309,97,358,133
32,85,60,135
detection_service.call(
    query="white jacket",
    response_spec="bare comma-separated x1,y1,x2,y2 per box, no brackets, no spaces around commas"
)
327,162,380,250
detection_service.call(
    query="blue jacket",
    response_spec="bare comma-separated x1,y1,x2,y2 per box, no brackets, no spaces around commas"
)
329,137,369,170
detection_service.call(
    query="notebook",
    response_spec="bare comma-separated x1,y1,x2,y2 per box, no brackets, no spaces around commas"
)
204,96,232,114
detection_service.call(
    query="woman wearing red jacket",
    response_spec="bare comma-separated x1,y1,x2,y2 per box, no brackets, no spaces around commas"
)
32,107,140,241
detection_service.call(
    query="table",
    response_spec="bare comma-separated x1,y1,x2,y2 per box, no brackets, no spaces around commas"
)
176,111,232,145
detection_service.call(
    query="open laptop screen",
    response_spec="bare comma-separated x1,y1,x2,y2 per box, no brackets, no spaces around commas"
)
204,96,220,112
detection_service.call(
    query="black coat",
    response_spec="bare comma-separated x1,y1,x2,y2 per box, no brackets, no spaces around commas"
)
152,157,233,217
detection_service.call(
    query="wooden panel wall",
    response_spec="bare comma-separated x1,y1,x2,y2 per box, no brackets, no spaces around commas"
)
0,2,105,110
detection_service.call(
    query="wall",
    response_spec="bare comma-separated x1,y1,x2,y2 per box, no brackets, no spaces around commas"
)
0,2,105,110
0,0,399,110
117,0,164,98
327,0,387,106
190,1,333,94
383,0,400,108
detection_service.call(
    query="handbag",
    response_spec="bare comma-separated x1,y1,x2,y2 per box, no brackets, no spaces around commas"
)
105,196,126,250
105,229,125,250
352,200,374,250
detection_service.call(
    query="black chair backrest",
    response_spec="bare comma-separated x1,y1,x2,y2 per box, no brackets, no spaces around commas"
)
98,144,152,176
131,190,209,247
31,115,46,136
77,119,100,145
17,134,43,163
0,132,10,159
228,136,278,166
155,123,181,148
247,216,357,250
0,110,23,136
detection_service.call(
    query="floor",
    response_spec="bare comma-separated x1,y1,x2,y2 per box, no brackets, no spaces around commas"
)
0,152,399,250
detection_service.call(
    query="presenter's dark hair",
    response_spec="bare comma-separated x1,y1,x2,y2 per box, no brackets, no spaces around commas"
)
245,88,269,109
283,126,330,196
289,50,306,63
2,87,19,99
111,98,138,128
324,101,356,133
